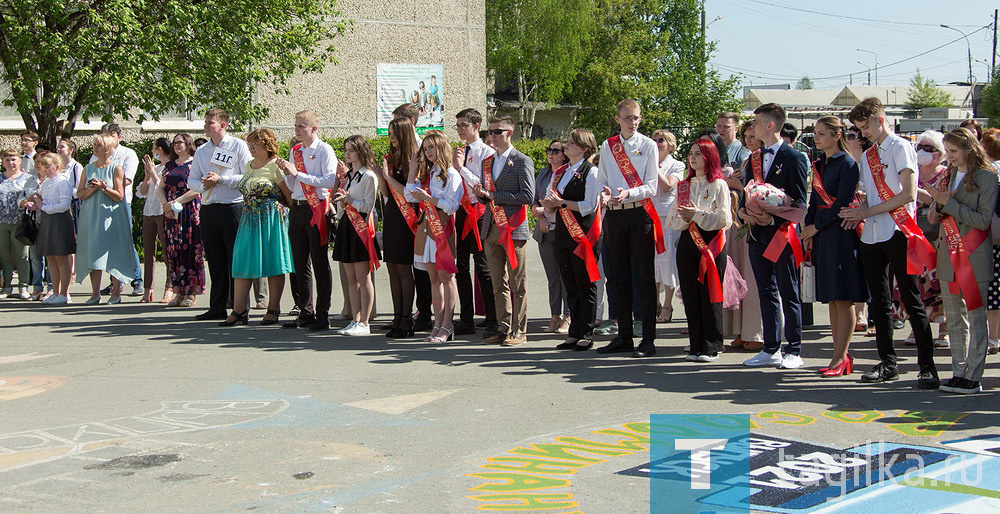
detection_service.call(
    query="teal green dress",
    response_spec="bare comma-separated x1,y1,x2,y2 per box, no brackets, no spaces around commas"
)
76,162,140,283
232,160,294,278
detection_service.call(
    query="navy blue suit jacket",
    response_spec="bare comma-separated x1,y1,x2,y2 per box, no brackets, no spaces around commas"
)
742,142,809,244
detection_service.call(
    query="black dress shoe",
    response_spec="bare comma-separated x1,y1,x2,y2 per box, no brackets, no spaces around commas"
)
596,337,634,354
916,369,940,390
556,340,579,350
387,317,415,338
282,316,316,329
860,362,900,383
100,284,113,295
309,318,330,331
572,340,593,351
454,321,477,335
475,320,488,329
412,317,433,332
632,341,656,358
195,310,227,321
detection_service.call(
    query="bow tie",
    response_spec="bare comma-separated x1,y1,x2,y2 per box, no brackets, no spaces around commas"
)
762,147,776,155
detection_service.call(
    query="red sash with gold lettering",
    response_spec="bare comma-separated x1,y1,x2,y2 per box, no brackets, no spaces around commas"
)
293,144,329,245
811,159,865,237
551,163,602,281
677,180,726,303
941,215,988,310
460,154,485,251
865,146,936,274
344,203,380,272
482,155,527,268
751,150,764,182
751,149,803,265
383,155,418,235
420,199,458,274
608,135,665,254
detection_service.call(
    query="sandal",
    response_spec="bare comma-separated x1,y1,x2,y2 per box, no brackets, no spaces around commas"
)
179,295,196,308
260,309,281,326
428,326,454,343
743,341,764,351
730,338,745,348
854,322,867,332
140,289,154,303
656,306,673,323
160,291,175,304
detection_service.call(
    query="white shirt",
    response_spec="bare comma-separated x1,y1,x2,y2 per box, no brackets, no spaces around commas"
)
404,166,463,215
187,134,252,205
950,171,966,192
547,159,599,216
667,176,732,232
491,147,514,181
653,156,687,216
63,158,84,198
39,173,73,214
135,164,165,216
341,166,378,216
90,145,139,204
281,137,339,201
859,132,919,244
762,140,782,178
596,132,660,202
456,138,494,204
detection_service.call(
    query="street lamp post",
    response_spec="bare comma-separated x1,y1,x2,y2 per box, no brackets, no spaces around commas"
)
857,61,871,85
941,24,974,84
857,49,878,85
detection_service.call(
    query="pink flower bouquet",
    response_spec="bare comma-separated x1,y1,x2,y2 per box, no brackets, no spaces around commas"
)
744,180,806,225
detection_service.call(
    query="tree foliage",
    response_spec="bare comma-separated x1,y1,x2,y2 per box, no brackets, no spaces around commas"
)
981,67,1000,128
797,76,813,90
904,69,953,117
486,0,595,138
566,0,741,141
0,0,348,147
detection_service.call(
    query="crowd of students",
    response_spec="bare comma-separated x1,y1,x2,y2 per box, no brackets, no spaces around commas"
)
2,99,998,395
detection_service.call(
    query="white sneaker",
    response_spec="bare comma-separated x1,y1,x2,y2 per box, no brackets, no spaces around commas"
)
934,335,950,349
685,353,699,362
744,350,782,367
343,322,371,336
779,353,804,369
41,294,58,304
336,321,358,335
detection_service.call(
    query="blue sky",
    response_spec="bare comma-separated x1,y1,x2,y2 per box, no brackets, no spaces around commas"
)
707,0,998,90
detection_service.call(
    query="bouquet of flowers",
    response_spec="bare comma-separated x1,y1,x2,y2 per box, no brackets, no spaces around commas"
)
736,180,806,241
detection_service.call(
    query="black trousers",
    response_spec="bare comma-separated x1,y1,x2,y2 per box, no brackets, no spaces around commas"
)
605,208,657,342
455,208,497,326
677,229,726,355
555,235,598,339
749,236,802,355
289,203,332,318
860,231,936,372
200,203,241,314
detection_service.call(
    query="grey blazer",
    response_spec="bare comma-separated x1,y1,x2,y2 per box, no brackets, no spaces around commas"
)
480,148,535,241
931,167,998,283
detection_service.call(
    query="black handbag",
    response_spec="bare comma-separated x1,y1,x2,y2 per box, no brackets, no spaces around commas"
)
14,210,39,246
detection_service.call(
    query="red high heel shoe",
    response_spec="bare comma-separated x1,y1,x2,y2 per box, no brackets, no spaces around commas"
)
821,355,854,377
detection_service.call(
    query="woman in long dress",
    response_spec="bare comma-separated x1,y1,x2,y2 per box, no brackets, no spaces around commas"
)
157,133,205,308
76,134,140,304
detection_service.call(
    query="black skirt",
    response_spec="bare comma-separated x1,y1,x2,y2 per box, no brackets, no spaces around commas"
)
37,211,77,256
381,197,415,264
332,212,382,263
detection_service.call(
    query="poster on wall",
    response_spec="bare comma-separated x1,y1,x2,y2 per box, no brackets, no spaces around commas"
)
376,63,444,135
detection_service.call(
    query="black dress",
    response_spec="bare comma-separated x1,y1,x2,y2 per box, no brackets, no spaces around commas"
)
805,152,869,303
380,166,416,264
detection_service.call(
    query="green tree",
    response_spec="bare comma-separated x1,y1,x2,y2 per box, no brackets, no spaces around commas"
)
981,67,1000,128
567,0,741,142
487,0,595,139
0,0,348,147
904,69,953,117
797,76,813,89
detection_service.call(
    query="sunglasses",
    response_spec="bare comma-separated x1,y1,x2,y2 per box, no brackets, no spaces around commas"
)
916,144,938,153
654,138,668,144
845,133,859,141
487,129,511,136
546,148,563,154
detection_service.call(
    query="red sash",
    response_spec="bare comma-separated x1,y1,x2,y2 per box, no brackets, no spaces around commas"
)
482,155,527,268
811,159,865,237
608,135,665,254
421,201,458,274
344,203,381,272
941,210,988,311
751,150,764,182
293,144,329,245
865,146,936,274
551,163,602,281
677,180,726,303
460,153,484,251
383,155,418,235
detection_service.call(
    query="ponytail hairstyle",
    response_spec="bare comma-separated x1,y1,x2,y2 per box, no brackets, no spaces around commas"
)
815,116,849,154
